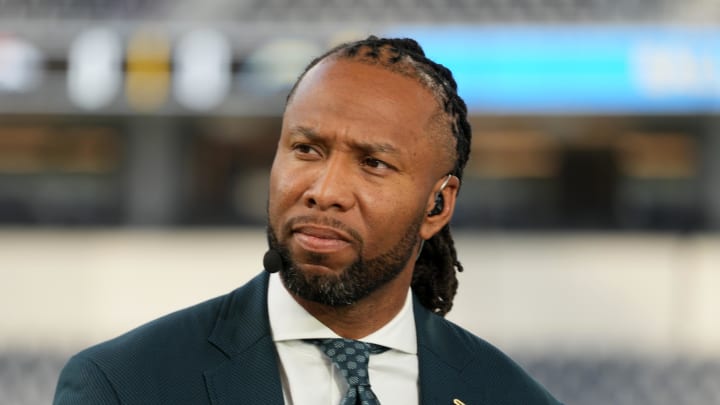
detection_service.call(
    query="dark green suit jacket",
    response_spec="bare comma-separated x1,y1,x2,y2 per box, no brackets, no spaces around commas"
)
54,272,562,404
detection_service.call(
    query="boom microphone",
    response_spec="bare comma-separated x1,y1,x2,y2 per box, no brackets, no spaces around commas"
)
263,249,284,274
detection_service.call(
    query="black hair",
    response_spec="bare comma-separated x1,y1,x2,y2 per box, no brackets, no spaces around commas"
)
287,36,472,316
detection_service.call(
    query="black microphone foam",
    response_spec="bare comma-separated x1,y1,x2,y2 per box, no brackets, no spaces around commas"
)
263,249,284,274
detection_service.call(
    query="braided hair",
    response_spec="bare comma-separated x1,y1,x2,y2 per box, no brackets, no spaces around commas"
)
286,36,472,316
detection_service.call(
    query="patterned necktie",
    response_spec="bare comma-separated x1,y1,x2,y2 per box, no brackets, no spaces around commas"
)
307,338,389,405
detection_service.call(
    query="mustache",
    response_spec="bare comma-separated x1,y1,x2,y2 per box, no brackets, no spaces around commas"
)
284,215,363,246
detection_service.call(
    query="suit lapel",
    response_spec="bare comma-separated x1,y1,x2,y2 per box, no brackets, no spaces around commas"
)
204,273,285,405
201,275,487,404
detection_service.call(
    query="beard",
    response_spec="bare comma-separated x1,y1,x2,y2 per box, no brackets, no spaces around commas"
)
266,215,422,307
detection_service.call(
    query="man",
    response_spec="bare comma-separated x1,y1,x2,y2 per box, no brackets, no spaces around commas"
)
54,36,562,404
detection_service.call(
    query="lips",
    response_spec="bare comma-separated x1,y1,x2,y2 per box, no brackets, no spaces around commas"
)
294,225,350,240
291,224,354,253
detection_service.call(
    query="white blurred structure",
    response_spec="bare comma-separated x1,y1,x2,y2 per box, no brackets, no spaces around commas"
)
67,28,123,110
1,229,718,357
173,29,232,111
0,37,43,93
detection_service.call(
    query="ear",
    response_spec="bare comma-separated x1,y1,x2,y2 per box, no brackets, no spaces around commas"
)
420,175,459,240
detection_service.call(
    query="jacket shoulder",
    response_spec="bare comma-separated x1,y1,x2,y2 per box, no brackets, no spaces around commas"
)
55,273,271,404
416,303,562,405
55,292,229,404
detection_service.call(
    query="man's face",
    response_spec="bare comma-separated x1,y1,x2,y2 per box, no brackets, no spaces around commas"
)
267,58,452,306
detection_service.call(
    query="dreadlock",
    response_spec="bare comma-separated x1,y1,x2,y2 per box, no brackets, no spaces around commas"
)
286,36,472,316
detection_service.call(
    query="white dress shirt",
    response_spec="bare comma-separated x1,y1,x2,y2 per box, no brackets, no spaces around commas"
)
267,273,419,405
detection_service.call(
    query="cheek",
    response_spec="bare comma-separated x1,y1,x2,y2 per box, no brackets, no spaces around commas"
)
360,192,425,249
268,162,300,220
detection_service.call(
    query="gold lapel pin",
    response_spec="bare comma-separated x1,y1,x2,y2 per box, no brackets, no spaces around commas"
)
453,399,466,405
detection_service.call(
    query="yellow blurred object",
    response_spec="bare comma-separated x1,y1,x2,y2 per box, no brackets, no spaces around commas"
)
0,126,119,173
125,30,171,112
470,130,561,178
616,132,697,179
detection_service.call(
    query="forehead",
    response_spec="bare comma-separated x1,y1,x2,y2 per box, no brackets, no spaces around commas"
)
284,58,441,145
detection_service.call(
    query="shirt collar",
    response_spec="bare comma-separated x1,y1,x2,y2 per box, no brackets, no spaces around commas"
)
267,272,417,355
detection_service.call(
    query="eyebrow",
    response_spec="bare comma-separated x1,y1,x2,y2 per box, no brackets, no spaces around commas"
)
292,125,320,140
290,125,400,156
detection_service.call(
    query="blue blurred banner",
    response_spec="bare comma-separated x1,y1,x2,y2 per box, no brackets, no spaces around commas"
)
385,26,720,114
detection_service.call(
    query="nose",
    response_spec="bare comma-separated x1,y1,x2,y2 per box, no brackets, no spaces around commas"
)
303,158,356,212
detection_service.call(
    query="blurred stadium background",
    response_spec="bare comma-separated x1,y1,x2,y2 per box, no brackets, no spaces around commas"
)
1,0,720,404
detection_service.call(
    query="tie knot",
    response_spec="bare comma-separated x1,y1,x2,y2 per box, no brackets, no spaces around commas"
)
306,338,388,387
